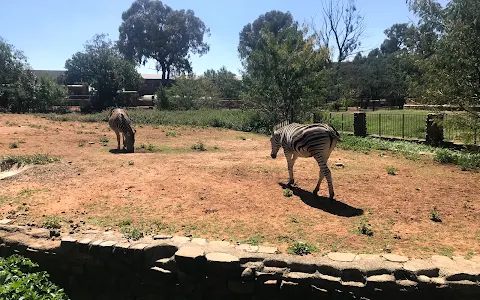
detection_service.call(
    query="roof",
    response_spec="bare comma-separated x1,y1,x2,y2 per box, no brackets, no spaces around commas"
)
141,74,165,80
32,70,65,79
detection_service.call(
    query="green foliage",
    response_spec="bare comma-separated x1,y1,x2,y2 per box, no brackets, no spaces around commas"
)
434,148,480,170
241,16,330,124
42,215,62,229
0,154,59,171
283,188,293,197
191,142,206,151
0,37,67,113
287,241,319,256
9,142,19,149
0,254,69,299
120,226,144,241
430,207,442,222
64,34,143,111
203,66,243,99
386,166,397,175
118,0,210,79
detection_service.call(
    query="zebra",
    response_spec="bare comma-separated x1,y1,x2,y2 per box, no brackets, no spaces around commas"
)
270,121,342,200
108,108,136,153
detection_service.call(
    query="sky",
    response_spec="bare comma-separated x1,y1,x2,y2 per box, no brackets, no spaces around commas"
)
0,0,449,76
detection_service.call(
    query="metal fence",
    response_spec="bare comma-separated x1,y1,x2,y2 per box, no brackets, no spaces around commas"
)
322,112,478,145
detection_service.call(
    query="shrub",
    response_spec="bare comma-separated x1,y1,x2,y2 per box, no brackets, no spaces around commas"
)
287,241,319,256
0,254,70,299
386,166,397,175
191,142,207,151
283,188,293,197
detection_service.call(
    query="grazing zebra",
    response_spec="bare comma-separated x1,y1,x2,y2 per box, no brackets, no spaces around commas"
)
270,121,341,200
108,108,136,153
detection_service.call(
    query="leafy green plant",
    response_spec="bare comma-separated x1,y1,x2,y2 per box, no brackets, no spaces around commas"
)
0,254,70,299
42,215,62,229
99,136,109,143
166,131,179,137
287,241,318,256
283,188,293,197
120,226,144,241
0,154,59,171
9,142,19,149
191,142,207,151
430,207,442,223
386,166,397,175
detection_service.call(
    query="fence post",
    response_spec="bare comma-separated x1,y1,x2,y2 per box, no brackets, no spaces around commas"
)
378,114,381,136
402,114,405,139
354,112,367,137
341,113,344,133
426,113,444,147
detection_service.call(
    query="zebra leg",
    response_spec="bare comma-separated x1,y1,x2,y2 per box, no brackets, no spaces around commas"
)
285,152,296,186
115,130,121,150
313,156,335,199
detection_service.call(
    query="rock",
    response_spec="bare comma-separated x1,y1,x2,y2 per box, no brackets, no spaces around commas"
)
327,252,356,262
257,246,278,254
382,254,409,263
403,259,439,277
335,162,345,167
209,241,232,248
191,238,207,245
0,219,13,225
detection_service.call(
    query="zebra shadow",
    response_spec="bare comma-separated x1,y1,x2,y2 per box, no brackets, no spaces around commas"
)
108,149,131,154
278,183,364,218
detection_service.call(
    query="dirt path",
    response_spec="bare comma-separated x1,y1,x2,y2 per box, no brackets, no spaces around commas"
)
0,113,479,258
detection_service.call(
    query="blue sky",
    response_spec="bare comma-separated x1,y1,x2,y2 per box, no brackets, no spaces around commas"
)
0,0,448,75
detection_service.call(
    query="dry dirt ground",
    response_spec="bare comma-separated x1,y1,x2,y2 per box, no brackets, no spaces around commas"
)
0,113,479,258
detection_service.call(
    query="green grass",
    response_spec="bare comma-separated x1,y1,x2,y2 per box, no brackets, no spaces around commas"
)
42,215,62,229
120,226,144,241
386,166,397,175
38,108,267,133
287,241,319,256
0,154,59,171
283,188,293,197
338,135,480,170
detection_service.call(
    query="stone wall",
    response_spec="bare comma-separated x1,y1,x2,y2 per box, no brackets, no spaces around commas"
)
0,224,479,300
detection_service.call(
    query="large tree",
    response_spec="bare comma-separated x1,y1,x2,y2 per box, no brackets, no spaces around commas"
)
64,34,143,111
241,16,330,124
238,10,295,62
203,67,242,99
0,37,67,112
118,0,210,80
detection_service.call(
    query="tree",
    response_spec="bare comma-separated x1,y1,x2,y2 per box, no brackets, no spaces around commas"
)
310,0,365,63
118,0,210,80
203,67,242,99
64,34,143,111
238,10,295,61
241,17,330,124
0,37,67,113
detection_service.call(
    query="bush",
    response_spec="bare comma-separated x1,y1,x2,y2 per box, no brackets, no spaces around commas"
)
0,254,70,299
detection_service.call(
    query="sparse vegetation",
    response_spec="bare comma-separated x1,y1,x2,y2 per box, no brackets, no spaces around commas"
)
287,241,319,256
166,131,179,137
42,215,62,229
283,188,293,197
191,142,207,151
120,226,144,241
9,142,19,149
99,136,109,143
241,235,266,246
128,161,134,166
386,166,397,175
0,154,59,171
430,207,442,223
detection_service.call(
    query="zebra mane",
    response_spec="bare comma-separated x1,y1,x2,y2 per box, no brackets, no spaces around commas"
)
272,120,290,132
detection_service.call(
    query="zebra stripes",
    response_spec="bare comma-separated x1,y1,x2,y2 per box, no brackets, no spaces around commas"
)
270,121,341,200
108,108,136,153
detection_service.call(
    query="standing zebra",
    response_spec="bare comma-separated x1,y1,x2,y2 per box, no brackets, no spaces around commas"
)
108,108,136,153
270,121,341,200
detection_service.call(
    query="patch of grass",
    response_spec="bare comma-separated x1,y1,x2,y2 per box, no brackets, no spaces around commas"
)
116,219,132,227
386,166,397,175
358,223,374,237
283,188,293,197
42,215,62,229
165,131,179,137
439,247,454,258
99,136,109,143
191,142,207,151
9,142,19,149
464,251,477,260
17,189,41,197
5,121,19,127
287,241,319,256
430,207,442,223
241,235,266,246
0,154,59,171
434,148,480,170
120,226,144,241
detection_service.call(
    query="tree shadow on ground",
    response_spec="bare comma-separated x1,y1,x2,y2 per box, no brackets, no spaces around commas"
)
278,183,364,218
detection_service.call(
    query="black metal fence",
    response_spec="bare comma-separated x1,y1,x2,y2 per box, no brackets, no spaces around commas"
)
318,112,478,145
